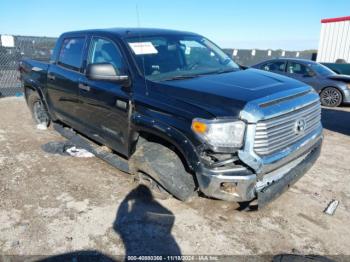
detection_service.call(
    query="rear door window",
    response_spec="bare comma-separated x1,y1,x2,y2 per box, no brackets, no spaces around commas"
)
261,61,286,73
58,37,85,71
287,62,309,75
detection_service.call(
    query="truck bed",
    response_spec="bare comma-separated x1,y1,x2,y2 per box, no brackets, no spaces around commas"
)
19,59,49,89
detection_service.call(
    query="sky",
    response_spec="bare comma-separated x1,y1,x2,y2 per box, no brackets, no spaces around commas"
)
0,0,349,50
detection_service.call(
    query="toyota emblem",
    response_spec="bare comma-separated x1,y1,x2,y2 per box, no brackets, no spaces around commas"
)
295,118,306,134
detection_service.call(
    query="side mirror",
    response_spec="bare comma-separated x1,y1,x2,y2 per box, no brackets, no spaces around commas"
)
86,63,129,83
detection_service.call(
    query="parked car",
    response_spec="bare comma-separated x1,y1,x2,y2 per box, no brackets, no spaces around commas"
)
19,28,323,208
252,58,350,107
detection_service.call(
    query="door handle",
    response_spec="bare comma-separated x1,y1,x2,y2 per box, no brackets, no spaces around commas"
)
116,99,128,110
48,74,55,81
78,83,91,92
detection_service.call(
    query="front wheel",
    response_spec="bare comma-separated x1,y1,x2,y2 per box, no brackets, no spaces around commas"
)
320,87,343,107
130,141,196,201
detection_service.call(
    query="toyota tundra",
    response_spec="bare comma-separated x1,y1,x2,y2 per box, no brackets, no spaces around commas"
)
19,28,323,208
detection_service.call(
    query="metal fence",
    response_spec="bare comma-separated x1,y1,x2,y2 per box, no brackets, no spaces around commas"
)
0,34,317,97
0,35,56,97
223,48,317,66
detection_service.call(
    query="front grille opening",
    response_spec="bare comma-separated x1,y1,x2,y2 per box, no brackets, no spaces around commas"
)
254,101,321,156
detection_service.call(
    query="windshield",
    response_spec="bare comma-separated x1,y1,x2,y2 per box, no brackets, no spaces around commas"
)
125,35,240,81
310,63,335,76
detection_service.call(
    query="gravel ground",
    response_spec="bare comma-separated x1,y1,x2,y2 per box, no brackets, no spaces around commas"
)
0,97,349,260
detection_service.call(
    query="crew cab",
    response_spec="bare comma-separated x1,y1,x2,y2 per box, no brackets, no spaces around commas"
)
19,28,323,208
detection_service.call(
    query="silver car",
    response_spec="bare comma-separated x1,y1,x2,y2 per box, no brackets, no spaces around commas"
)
252,58,350,107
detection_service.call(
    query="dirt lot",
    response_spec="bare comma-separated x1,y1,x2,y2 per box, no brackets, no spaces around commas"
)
0,97,349,259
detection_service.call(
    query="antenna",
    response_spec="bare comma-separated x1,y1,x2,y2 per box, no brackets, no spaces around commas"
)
136,4,141,28
136,4,149,96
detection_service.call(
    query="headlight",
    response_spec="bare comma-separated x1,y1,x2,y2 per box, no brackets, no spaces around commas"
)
191,118,246,152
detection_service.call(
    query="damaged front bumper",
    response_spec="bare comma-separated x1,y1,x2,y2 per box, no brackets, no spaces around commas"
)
195,86,324,207
195,136,322,207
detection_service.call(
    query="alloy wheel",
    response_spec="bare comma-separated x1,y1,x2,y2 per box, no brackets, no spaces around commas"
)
320,87,342,107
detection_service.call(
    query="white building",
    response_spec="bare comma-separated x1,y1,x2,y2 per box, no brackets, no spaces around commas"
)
317,16,350,63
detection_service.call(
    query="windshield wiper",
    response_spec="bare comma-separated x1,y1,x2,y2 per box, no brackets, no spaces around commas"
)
215,68,240,74
163,75,200,81
162,68,239,81
193,68,238,76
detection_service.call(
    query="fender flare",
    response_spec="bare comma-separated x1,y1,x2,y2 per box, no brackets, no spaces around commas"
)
131,113,201,172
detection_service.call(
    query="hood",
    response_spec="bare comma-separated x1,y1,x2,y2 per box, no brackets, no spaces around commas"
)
150,68,307,117
327,74,350,83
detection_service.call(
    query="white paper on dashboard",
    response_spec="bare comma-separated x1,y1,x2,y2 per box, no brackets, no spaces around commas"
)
128,42,158,55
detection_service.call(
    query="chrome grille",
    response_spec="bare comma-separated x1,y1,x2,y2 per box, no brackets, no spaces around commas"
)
254,102,322,155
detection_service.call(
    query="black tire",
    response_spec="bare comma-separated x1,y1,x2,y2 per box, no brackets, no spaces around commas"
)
27,90,51,127
320,87,343,107
130,141,196,201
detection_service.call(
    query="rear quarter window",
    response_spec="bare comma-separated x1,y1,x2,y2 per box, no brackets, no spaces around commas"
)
58,37,85,71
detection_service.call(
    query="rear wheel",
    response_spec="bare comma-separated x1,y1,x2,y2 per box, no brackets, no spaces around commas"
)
320,87,342,107
27,90,51,128
130,141,196,201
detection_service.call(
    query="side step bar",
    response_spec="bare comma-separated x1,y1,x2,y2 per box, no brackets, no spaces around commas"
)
53,123,130,173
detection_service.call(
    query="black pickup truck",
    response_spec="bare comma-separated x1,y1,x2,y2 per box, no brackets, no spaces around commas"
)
19,28,323,208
